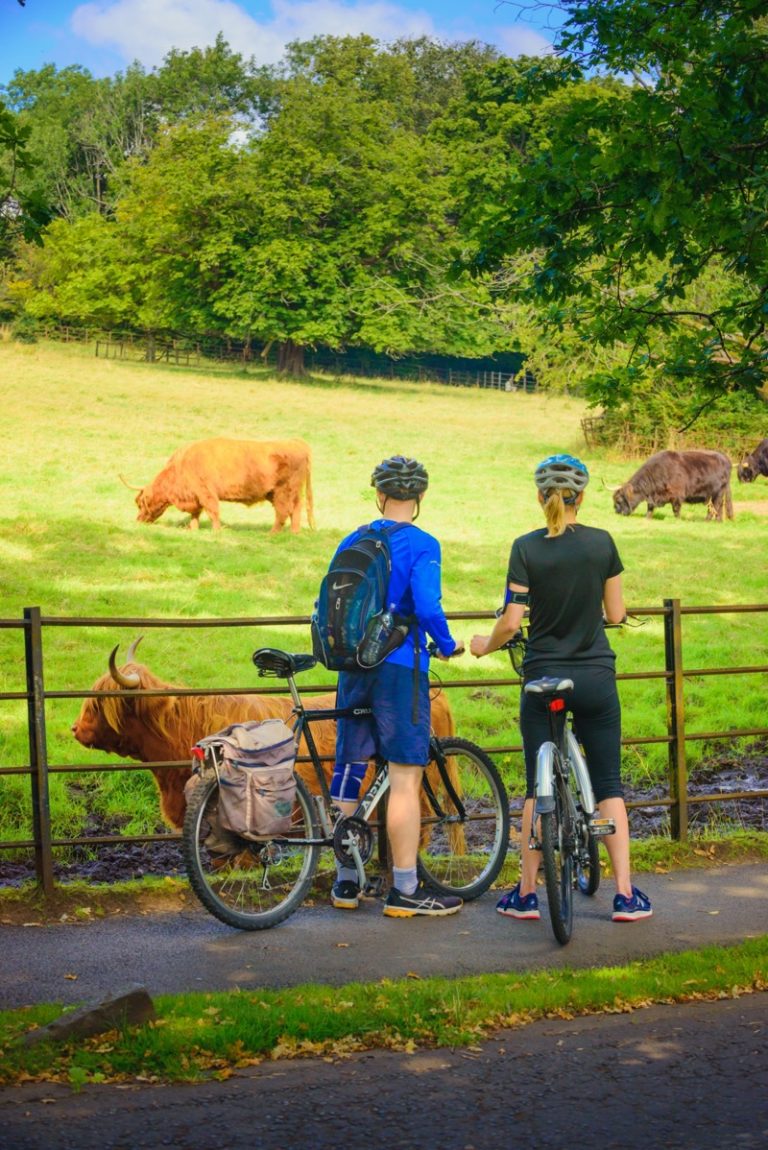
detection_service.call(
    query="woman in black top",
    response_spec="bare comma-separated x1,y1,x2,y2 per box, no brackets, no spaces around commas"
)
470,454,652,923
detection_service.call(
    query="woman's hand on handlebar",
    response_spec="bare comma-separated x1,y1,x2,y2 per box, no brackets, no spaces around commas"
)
470,634,490,658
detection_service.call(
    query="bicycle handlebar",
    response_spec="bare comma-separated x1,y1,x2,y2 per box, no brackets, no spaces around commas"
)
426,641,465,659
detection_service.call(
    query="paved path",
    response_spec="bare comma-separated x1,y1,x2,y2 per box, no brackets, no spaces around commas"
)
2,993,767,1149
2,865,767,1009
2,865,767,1149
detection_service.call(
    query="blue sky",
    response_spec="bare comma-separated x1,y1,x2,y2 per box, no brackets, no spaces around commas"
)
0,1,562,88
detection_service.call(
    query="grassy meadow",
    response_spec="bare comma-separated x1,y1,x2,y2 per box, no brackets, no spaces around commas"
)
1,337,767,845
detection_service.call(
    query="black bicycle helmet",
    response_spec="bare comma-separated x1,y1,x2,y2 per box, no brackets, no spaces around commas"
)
534,454,590,497
371,455,429,499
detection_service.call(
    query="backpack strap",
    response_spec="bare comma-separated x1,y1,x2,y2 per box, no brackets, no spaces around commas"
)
363,520,421,721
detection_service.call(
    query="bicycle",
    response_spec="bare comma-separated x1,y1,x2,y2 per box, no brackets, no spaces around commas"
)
503,628,616,945
182,645,510,930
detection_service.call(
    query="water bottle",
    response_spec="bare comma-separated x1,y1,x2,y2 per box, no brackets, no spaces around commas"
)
359,611,394,667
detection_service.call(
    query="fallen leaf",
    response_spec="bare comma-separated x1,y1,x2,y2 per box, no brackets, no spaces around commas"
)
64,973,78,981
335,942,350,949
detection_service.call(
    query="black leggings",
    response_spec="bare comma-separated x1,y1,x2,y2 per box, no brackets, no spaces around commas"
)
520,664,623,803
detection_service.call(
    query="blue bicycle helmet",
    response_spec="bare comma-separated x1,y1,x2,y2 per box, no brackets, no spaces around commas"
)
534,454,589,500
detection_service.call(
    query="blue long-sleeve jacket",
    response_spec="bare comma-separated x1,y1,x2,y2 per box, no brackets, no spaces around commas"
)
332,519,457,671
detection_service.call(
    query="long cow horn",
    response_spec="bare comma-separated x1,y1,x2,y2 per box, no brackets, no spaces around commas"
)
125,635,144,663
119,474,144,491
108,644,141,689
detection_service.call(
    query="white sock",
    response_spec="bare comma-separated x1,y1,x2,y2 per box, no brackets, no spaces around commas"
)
393,866,418,896
336,865,358,885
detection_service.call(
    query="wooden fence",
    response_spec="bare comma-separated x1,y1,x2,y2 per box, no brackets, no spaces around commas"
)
1,601,767,896
34,324,535,391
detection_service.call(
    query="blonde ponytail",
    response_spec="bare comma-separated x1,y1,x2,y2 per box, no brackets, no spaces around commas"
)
543,488,577,537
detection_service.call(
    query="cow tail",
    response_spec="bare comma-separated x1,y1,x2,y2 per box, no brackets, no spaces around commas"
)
726,481,734,520
306,452,316,529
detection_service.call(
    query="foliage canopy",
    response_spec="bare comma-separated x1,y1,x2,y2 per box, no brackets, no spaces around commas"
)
460,1,768,407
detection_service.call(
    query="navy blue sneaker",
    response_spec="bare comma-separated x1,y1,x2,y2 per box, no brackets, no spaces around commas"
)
612,886,653,922
383,884,462,918
496,883,540,920
331,879,360,909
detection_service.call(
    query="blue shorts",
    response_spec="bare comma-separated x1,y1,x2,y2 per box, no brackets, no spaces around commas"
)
335,661,431,767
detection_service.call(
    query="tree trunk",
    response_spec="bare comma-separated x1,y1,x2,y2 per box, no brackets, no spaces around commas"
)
276,339,306,376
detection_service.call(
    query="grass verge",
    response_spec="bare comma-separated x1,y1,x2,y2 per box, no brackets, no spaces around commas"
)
1,937,765,1087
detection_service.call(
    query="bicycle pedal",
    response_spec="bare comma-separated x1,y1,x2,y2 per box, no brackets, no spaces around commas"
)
363,876,386,898
588,817,616,837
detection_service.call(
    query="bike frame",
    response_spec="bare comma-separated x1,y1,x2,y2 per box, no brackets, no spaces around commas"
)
534,697,597,821
282,676,466,886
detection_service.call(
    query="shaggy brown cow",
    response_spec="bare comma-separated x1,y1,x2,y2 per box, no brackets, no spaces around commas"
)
612,449,733,520
71,640,457,833
737,438,768,483
125,437,315,532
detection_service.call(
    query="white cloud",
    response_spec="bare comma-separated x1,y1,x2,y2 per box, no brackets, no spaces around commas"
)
497,24,553,59
70,0,438,70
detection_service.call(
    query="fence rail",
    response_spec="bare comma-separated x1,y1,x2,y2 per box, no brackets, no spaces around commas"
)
36,324,534,391
1,602,767,896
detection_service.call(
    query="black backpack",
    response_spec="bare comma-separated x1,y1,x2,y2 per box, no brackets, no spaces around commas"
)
311,522,413,672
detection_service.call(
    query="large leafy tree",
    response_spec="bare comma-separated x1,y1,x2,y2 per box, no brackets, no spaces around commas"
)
461,1,768,405
34,36,510,373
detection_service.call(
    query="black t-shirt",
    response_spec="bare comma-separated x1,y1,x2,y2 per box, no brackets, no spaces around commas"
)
507,524,624,671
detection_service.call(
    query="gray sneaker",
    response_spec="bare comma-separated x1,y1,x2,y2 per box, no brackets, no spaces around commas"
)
383,883,462,918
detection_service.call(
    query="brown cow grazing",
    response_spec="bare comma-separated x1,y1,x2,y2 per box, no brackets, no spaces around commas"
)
737,438,768,483
612,450,733,520
124,437,314,532
71,640,457,833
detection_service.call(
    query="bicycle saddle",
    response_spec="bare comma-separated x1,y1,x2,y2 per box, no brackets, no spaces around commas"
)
252,648,317,678
524,676,574,696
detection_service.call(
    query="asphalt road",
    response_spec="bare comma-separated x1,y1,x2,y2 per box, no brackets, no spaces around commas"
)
1,993,766,1149
2,864,767,1009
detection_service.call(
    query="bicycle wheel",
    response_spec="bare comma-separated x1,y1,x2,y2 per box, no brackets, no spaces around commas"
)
417,737,509,900
182,771,321,930
540,759,574,945
576,824,601,897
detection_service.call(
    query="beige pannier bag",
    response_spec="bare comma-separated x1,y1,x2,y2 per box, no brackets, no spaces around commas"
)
195,719,297,838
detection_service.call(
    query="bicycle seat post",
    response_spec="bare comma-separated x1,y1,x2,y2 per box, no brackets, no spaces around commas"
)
286,671,303,712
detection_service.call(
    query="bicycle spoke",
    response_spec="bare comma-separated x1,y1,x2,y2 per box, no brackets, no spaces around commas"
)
417,738,509,899
183,773,322,930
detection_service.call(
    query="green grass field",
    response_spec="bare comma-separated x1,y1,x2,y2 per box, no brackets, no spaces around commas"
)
1,338,766,844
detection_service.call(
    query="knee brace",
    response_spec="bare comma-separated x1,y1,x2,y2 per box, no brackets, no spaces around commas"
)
330,761,368,802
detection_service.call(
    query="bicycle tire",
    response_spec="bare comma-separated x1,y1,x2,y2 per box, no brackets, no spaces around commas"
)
182,771,321,931
540,761,574,945
416,737,509,900
576,827,601,896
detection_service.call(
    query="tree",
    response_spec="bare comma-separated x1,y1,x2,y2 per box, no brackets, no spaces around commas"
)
12,36,519,370
214,36,512,373
0,97,50,269
460,2,768,406
2,64,155,221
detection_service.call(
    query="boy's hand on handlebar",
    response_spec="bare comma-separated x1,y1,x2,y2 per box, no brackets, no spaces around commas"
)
429,640,465,660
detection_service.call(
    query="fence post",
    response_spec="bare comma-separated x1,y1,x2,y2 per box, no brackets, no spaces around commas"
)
24,607,55,894
663,597,688,841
